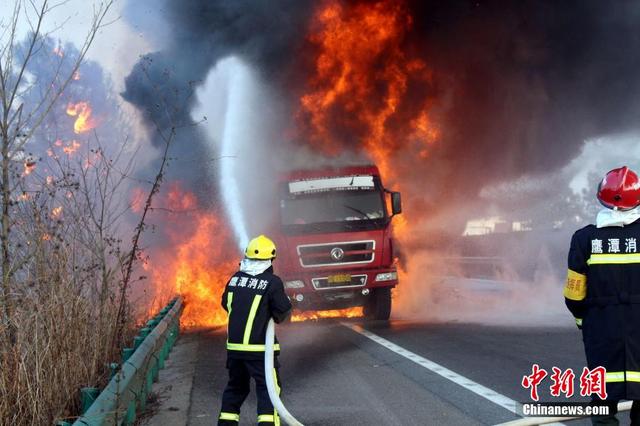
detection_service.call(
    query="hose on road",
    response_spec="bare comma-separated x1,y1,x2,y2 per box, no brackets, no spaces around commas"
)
265,318,304,426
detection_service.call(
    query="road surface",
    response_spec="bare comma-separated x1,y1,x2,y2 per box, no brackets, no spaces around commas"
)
144,318,633,425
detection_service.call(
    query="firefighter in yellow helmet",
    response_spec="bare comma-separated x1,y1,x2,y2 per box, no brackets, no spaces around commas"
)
218,235,292,425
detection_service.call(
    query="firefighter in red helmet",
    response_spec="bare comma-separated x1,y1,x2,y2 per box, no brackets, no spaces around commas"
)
565,166,640,425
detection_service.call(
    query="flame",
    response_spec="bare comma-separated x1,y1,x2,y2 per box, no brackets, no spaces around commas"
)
51,206,63,218
82,149,102,170
72,71,81,81
66,102,98,134
23,161,36,175
299,0,439,180
62,140,81,155
292,307,363,322
53,46,64,57
299,0,440,317
144,183,237,327
129,187,147,214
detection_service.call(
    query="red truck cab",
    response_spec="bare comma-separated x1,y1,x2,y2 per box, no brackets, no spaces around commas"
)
274,165,401,320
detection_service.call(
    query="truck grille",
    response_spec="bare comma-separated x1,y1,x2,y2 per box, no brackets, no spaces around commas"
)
311,274,368,290
297,240,375,267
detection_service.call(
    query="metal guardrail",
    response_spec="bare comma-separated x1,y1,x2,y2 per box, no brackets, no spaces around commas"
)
69,297,183,426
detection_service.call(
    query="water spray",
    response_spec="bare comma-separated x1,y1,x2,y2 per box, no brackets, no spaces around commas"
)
202,57,302,423
219,57,251,250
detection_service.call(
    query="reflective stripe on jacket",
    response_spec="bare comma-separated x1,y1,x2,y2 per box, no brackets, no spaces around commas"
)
565,219,640,400
222,267,292,360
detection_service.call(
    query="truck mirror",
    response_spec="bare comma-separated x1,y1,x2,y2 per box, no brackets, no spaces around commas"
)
391,192,402,215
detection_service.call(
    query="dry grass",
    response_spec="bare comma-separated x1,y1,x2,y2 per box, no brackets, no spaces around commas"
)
0,4,169,422
0,249,137,425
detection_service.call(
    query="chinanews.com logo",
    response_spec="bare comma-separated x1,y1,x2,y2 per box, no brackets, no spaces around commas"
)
518,364,610,417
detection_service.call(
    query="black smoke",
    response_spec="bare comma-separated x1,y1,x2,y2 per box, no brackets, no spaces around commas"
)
121,0,314,204
121,0,640,228
405,0,640,200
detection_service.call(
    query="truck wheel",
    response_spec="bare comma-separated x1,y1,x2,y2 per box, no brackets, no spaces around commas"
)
366,287,391,320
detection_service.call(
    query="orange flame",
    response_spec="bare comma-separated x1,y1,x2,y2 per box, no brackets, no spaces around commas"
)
66,102,98,134
292,307,363,322
51,206,63,218
129,187,147,214
62,140,81,155
144,183,237,327
23,161,36,175
299,0,441,316
299,0,439,180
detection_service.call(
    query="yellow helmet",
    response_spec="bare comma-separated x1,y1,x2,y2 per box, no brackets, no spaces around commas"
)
244,235,277,260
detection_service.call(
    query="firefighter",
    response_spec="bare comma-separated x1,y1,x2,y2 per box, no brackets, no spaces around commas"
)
218,235,292,426
565,166,640,425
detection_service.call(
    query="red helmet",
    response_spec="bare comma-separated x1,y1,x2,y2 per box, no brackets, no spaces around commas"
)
597,166,640,210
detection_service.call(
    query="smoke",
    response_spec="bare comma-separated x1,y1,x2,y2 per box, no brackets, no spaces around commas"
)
401,0,640,209
119,0,640,325
122,0,640,219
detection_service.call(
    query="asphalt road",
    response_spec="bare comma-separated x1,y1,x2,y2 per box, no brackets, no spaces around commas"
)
178,318,633,426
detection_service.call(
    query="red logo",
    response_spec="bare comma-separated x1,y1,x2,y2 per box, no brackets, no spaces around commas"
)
522,365,607,400
579,366,607,400
522,364,548,401
550,367,575,397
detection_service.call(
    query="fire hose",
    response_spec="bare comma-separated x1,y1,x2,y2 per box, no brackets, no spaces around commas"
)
265,318,304,426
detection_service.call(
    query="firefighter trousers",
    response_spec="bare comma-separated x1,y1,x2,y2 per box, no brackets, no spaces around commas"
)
218,357,281,425
591,400,640,425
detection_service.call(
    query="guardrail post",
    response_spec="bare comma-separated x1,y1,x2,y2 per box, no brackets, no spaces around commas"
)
109,362,119,380
80,387,100,414
125,397,136,425
122,347,134,362
151,354,160,382
145,365,154,399
139,379,148,413
133,335,144,350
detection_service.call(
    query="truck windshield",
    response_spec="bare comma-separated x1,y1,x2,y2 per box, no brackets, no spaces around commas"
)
280,186,387,233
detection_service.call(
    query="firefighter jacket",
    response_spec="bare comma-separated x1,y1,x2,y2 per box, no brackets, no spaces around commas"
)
222,266,292,360
565,219,640,400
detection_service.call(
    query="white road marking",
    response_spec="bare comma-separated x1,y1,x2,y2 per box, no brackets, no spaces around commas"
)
344,323,571,425
344,323,519,413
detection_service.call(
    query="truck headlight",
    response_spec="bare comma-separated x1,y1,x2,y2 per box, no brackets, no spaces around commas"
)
284,280,305,289
375,272,397,282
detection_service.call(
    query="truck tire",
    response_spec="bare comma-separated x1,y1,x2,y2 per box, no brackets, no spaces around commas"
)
365,287,391,320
